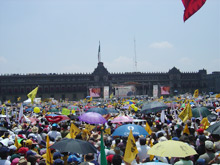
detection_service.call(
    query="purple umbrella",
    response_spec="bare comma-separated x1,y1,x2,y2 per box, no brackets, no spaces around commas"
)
78,112,107,124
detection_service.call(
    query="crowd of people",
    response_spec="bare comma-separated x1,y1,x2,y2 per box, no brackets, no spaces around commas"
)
0,94,220,165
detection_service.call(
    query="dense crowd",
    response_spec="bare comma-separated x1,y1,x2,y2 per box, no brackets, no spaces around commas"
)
0,95,220,165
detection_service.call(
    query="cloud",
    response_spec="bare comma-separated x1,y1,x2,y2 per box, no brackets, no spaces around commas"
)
105,56,134,72
178,57,193,65
149,41,174,49
0,56,7,63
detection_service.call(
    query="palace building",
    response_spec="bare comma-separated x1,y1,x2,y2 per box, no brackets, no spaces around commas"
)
0,61,220,102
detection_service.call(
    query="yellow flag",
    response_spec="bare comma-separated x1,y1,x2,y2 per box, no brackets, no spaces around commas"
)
110,93,114,99
46,135,53,165
160,96,163,100
67,123,81,139
193,89,199,98
42,109,46,115
17,97,21,102
104,128,111,135
183,124,190,135
85,124,96,132
88,97,93,102
124,129,139,164
27,86,39,104
145,122,152,135
1,108,5,115
14,136,21,149
215,94,220,98
200,117,210,129
178,103,192,123
81,129,90,140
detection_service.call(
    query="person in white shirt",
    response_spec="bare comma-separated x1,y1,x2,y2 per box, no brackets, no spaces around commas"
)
47,123,61,141
137,137,150,163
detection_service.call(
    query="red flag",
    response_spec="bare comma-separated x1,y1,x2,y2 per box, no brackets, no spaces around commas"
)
182,0,206,22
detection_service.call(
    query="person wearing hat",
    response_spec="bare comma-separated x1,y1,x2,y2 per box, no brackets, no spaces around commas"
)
90,132,101,142
18,157,31,165
28,126,42,144
48,124,61,141
198,140,216,164
53,152,64,165
0,146,11,165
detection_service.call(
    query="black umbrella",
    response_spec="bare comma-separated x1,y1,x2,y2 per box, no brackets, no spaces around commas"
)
0,127,8,136
49,138,97,154
0,127,8,132
206,121,220,135
140,101,168,114
207,114,218,122
69,115,79,120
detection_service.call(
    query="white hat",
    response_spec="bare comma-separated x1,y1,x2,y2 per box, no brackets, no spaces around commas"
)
205,140,214,150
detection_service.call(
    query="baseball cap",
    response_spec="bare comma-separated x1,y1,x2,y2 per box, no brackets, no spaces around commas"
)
205,140,214,150
53,152,64,160
17,147,29,155
52,123,58,127
11,158,20,165
26,150,36,157
53,158,64,165
25,139,33,146
9,145,17,151
10,154,21,162
197,128,204,134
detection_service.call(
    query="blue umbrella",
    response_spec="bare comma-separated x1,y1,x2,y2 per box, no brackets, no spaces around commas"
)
112,124,149,137
106,108,119,114
25,108,33,112
86,108,109,115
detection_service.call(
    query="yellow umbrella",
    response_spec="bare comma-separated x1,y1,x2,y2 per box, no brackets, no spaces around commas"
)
147,140,197,158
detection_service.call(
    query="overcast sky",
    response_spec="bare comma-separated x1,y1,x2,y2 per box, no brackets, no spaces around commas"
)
0,0,219,74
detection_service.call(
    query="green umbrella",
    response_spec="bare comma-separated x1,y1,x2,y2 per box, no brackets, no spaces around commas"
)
48,108,59,112
192,107,211,118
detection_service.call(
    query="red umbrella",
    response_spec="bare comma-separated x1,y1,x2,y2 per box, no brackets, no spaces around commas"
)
45,114,70,123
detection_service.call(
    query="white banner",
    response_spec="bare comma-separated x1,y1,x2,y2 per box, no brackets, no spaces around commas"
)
153,85,158,98
103,86,109,100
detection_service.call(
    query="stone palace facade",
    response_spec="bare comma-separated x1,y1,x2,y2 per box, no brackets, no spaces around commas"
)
0,62,220,102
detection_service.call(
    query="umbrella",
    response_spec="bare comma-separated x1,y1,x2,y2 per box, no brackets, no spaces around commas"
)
207,114,218,122
50,138,97,154
69,115,79,120
86,108,109,115
141,101,168,114
111,116,133,123
45,114,70,123
112,124,149,137
147,140,197,158
25,108,33,112
191,107,211,118
0,127,8,132
68,105,80,111
48,108,59,112
206,121,220,135
28,117,39,125
106,108,119,114
78,112,107,124
142,162,170,165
